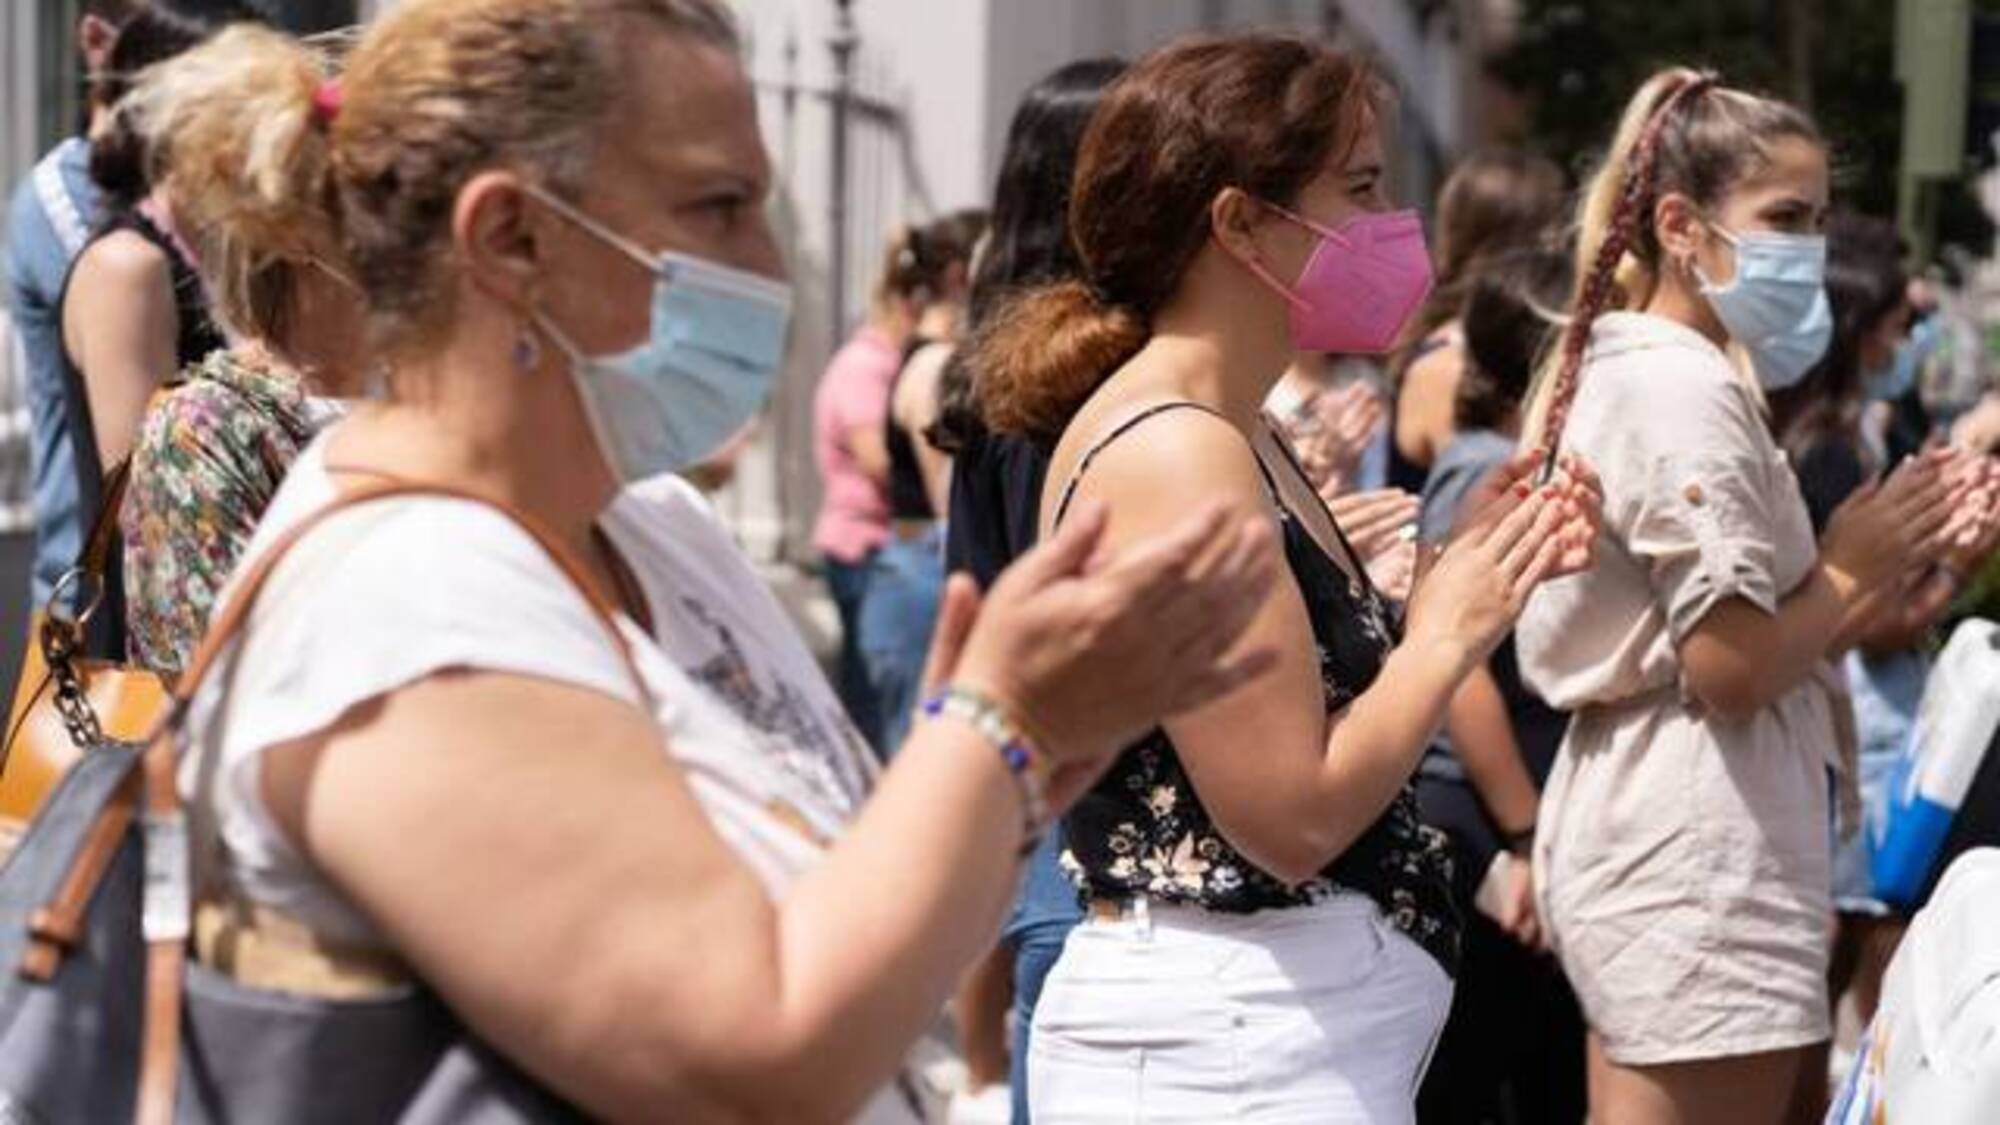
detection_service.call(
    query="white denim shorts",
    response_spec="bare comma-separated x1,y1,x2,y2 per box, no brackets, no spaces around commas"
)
1028,894,1452,1123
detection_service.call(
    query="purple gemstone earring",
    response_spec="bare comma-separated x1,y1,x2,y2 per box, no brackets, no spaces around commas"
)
513,324,542,372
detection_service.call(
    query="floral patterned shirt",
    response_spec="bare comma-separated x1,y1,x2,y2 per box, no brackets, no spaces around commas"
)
121,350,332,680
1056,404,1462,974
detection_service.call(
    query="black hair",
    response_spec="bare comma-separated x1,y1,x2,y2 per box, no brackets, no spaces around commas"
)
1768,211,1908,458
89,0,267,213
83,0,143,20
888,208,988,304
1456,244,1573,432
929,56,1128,453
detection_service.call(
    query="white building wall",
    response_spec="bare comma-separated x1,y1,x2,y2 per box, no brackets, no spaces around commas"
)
722,0,998,562
0,3,49,256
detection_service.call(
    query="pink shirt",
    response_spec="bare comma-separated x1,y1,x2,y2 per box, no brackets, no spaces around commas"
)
812,327,900,562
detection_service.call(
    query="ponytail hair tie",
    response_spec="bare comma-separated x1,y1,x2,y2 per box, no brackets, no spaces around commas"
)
1649,70,1718,136
311,79,344,128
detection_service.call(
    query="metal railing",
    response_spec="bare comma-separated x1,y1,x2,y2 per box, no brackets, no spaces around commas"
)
737,8,937,566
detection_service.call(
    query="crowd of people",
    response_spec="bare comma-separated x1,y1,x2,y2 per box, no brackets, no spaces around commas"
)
3,1,1999,1123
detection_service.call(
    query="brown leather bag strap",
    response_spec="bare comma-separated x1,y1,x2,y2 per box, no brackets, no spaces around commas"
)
71,385,174,591
170,480,637,701
46,387,172,640
82,459,132,579
132,479,644,1125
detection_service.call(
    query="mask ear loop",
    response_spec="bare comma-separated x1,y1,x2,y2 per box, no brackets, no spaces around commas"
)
1689,216,1741,294
305,256,363,295
522,182,663,275
1255,197,1356,248
515,184,660,376
1225,194,1350,313
1235,249,1314,313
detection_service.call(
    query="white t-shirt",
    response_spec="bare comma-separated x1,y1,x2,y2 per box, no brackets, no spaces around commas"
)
184,433,879,944
183,436,928,1120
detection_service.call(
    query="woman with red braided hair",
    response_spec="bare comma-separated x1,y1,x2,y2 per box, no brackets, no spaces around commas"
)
1516,69,1962,1122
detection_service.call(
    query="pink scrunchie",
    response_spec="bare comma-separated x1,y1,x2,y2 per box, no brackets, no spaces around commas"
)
311,79,343,127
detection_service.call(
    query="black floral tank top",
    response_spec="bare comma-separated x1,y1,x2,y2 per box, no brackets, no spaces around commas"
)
1052,402,1460,974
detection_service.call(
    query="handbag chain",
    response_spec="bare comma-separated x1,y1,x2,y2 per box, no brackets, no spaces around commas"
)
40,617,105,751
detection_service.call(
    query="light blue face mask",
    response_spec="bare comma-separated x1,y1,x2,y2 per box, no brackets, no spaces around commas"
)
1696,223,1832,391
528,186,793,482
1866,315,1935,403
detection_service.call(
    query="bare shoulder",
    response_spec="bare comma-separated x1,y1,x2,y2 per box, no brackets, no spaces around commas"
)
63,230,177,363
892,341,954,423
69,228,172,298
1047,402,1269,536
1401,338,1465,394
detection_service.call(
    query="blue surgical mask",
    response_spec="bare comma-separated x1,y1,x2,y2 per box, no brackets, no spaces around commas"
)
1696,224,1832,391
528,186,793,482
1866,317,1933,403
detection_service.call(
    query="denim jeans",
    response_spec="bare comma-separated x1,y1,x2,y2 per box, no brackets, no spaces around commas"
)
859,529,945,757
821,553,880,751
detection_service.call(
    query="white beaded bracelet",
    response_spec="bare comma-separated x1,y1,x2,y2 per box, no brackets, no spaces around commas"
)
920,685,1049,856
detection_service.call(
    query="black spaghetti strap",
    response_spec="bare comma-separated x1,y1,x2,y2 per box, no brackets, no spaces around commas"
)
1049,401,1280,529
1259,415,1379,597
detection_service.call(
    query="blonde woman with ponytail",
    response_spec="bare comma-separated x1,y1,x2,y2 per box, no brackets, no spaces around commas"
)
133,3,1280,1119
117,31,368,680
1516,68,1959,1123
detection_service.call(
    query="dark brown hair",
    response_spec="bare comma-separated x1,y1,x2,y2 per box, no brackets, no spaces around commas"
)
83,0,142,21
929,57,1127,455
970,33,1383,438
1388,150,1566,384
1768,211,1908,461
88,0,266,211
875,208,987,312
1456,243,1572,432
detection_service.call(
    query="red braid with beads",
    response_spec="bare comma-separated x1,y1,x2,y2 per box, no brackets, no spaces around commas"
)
1536,72,1718,467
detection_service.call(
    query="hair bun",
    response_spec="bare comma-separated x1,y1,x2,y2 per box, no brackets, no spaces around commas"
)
970,279,1147,438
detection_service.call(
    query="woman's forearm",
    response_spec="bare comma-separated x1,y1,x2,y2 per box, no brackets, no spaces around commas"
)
1275,637,1472,881
1681,564,1856,721
1851,572,1956,656
1443,665,1540,835
746,718,1028,1118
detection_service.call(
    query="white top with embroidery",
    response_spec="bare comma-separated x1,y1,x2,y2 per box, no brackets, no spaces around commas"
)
181,434,920,1119
184,434,880,938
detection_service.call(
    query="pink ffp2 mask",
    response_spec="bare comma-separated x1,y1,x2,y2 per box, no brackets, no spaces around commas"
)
1243,202,1435,354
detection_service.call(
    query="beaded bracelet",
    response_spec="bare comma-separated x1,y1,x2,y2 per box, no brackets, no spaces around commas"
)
920,685,1049,856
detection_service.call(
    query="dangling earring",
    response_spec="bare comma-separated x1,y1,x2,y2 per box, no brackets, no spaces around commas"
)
513,322,542,372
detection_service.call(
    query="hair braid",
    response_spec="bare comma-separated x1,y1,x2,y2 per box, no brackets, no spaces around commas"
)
1537,73,1716,463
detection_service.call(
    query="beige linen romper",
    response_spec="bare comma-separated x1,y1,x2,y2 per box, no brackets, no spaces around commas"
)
1518,312,1840,1065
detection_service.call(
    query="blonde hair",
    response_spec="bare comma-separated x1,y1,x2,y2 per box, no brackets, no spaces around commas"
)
1524,67,1822,453
127,0,736,353
124,24,340,344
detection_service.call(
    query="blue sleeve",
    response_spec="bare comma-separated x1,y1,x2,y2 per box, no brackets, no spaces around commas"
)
1418,461,1484,545
4,174,57,313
